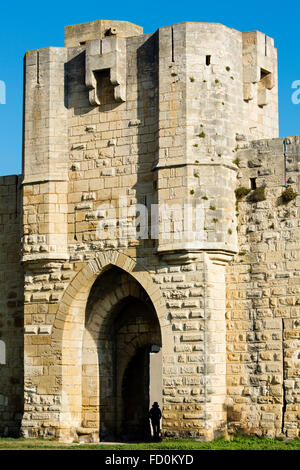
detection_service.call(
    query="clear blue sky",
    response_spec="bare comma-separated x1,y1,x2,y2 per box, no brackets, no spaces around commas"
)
0,0,299,176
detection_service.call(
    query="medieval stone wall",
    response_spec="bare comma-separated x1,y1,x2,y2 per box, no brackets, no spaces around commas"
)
227,136,300,438
0,175,23,436
20,21,241,440
1,19,299,442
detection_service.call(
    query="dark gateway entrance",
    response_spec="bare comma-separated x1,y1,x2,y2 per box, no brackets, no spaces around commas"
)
83,266,162,441
122,345,151,440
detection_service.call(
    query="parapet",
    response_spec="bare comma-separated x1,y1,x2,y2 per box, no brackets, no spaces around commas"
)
64,19,143,47
242,30,277,106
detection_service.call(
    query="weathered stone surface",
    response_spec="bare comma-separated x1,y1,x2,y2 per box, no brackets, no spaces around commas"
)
0,18,298,443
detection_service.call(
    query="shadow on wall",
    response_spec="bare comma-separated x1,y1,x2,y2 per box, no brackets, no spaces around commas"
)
64,51,120,115
0,178,24,437
0,302,24,437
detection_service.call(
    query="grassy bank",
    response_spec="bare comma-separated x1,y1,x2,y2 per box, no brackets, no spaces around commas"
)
0,435,300,450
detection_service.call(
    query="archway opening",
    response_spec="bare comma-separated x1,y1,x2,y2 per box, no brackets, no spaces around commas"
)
82,266,162,442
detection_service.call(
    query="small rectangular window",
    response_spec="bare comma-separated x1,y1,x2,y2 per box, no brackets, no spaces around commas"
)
206,55,211,66
250,178,257,190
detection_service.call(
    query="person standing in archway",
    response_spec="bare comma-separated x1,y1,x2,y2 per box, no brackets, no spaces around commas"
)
149,402,162,441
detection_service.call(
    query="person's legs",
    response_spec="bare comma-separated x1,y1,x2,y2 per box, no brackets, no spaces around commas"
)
153,422,159,440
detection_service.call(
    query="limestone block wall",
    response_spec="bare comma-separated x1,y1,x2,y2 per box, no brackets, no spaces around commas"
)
22,20,278,261
21,248,231,440
23,47,68,262
64,20,143,48
242,31,278,139
0,176,23,436
227,136,300,438
64,29,158,255
155,22,277,254
19,20,242,440
6,18,290,442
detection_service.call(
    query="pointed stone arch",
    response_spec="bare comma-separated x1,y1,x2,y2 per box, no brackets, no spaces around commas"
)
51,250,169,441
83,272,162,440
53,250,168,337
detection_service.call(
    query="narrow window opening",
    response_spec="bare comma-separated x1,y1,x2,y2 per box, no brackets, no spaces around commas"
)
206,55,211,66
0,340,6,365
171,27,174,63
250,178,257,190
265,35,267,56
79,41,86,45
36,51,40,84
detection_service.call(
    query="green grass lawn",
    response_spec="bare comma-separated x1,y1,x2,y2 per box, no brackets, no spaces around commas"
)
0,435,300,450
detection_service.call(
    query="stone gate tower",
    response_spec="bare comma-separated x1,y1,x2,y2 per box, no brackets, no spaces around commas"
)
1,19,300,442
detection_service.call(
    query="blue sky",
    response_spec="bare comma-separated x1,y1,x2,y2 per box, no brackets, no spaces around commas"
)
0,0,299,176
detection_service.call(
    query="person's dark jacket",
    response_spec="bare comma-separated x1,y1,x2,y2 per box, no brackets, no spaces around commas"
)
149,406,161,424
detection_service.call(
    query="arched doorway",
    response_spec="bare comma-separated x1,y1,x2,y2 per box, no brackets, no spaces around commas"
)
82,266,162,441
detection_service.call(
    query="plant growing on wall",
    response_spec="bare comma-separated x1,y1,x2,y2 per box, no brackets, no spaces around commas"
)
232,157,240,167
281,186,298,202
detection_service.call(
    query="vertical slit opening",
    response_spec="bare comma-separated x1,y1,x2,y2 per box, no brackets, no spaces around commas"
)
206,55,211,66
171,27,174,62
250,178,257,190
36,51,40,84
265,35,267,56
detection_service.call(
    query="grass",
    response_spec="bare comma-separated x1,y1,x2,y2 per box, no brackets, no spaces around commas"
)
232,157,241,167
1,435,300,450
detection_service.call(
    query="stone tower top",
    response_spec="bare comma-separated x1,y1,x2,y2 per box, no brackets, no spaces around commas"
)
64,19,143,47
